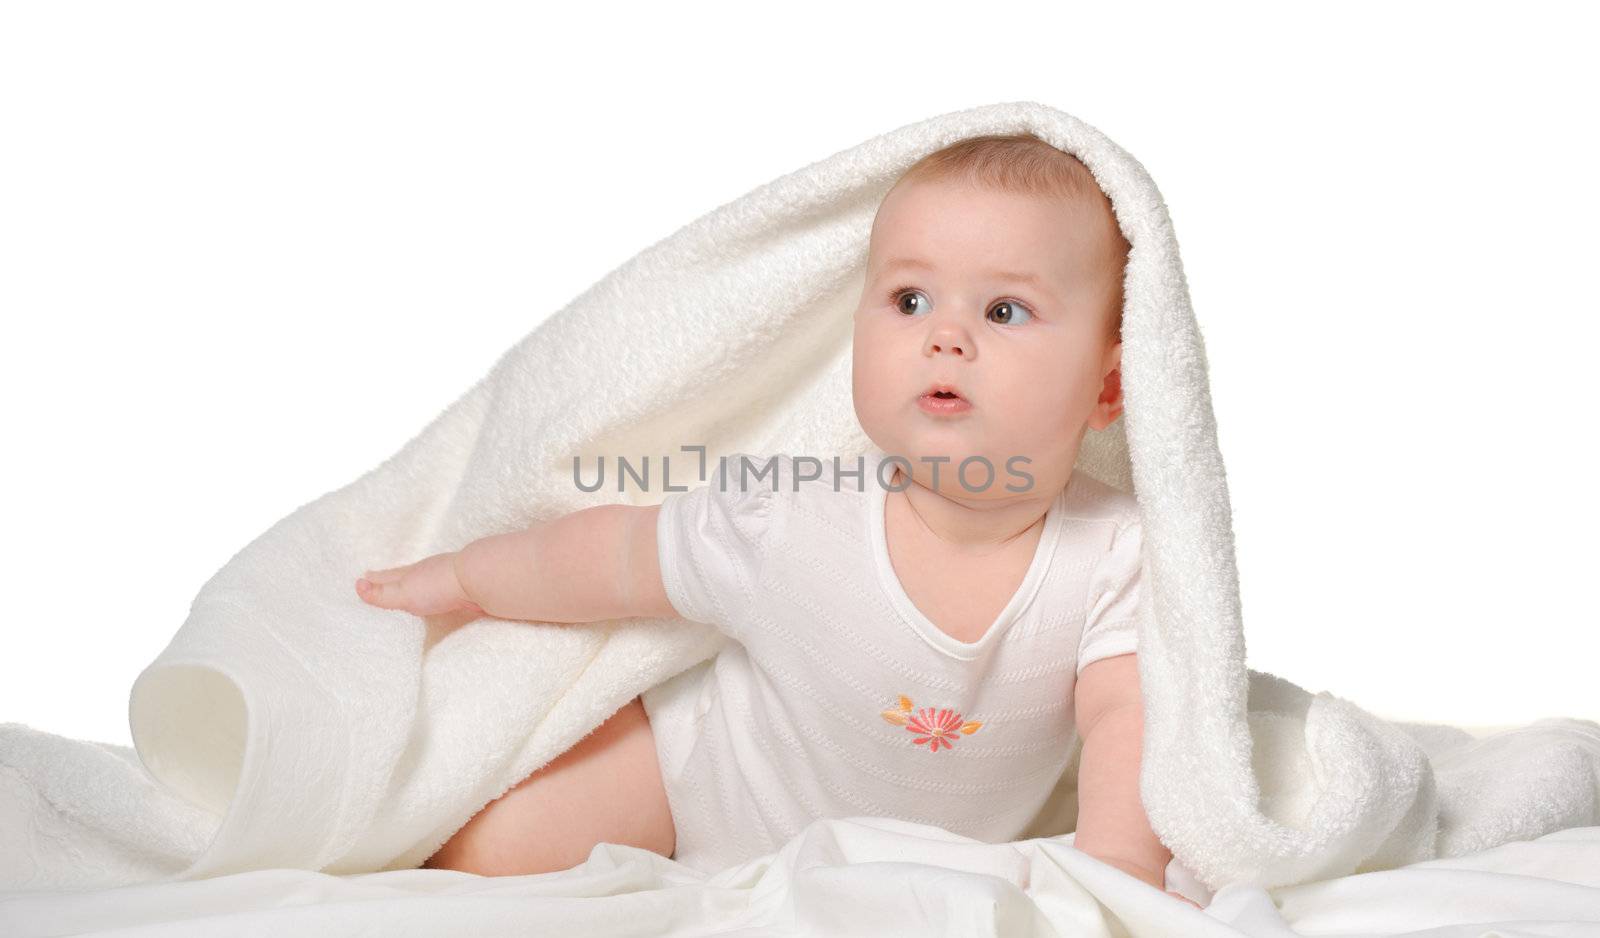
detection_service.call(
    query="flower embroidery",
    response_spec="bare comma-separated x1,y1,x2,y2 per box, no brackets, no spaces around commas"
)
880,694,983,753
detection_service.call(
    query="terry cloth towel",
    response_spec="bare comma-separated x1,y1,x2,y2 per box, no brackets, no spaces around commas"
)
3,100,1598,893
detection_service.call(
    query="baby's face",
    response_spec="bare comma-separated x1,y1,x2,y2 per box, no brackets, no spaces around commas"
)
852,176,1126,499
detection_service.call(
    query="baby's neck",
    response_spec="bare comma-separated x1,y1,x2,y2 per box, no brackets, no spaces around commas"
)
887,465,1060,558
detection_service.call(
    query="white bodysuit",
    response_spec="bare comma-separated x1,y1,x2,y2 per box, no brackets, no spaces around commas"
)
640,448,1143,874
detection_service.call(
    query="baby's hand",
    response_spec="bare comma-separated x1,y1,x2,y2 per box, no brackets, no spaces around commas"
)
355,552,483,617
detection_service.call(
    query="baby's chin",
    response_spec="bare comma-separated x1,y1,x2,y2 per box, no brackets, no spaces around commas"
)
868,438,1073,498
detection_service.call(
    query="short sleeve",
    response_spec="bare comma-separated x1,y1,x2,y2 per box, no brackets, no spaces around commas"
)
1076,518,1143,675
655,452,776,634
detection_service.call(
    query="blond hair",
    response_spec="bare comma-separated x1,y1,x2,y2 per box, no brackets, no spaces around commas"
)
886,132,1129,342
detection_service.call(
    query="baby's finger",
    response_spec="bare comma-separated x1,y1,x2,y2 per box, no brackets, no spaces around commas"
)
362,566,409,584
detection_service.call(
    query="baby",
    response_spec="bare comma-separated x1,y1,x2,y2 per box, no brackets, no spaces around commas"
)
356,133,1198,907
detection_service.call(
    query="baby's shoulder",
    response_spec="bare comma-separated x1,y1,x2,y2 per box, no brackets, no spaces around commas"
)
1057,470,1141,532
715,452,875,495
687,454,861,561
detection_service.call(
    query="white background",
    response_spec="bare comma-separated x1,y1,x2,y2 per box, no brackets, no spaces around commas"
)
2,2,1594,746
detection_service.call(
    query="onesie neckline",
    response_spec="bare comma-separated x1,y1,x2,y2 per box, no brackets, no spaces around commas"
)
866,454,1066,661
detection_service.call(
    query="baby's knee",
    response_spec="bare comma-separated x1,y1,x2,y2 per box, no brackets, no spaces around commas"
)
421,829,574,877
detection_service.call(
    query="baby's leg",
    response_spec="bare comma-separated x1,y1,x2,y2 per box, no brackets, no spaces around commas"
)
422,695,675,875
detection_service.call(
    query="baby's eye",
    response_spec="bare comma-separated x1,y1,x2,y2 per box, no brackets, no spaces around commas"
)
890,287,930,316
988,300,1033,326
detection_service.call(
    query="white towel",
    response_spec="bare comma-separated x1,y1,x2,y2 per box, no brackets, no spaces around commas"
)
3,100,1597,893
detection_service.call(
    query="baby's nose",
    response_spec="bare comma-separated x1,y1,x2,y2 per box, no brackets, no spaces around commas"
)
926,329,973,358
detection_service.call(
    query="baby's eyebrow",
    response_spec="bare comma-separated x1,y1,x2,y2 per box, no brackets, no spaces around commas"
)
879,256,1049,290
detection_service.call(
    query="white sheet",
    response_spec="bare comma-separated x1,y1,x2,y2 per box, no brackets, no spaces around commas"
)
4,822,1596,937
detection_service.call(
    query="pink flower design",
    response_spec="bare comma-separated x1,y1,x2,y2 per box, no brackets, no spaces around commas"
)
880,695,983,753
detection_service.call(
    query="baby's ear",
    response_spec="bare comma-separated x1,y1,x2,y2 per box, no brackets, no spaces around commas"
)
1090,349,1124,428
1091,399,1125,430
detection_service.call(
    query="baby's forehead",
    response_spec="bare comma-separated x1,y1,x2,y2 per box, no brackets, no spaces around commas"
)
868,179,1124,270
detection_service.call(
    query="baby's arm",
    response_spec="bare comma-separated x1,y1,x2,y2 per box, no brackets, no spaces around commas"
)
355,504,678,623
1074,653,1201,908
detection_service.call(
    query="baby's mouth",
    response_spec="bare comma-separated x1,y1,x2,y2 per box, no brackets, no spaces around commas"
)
920,381,970,403
917,385,974,413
